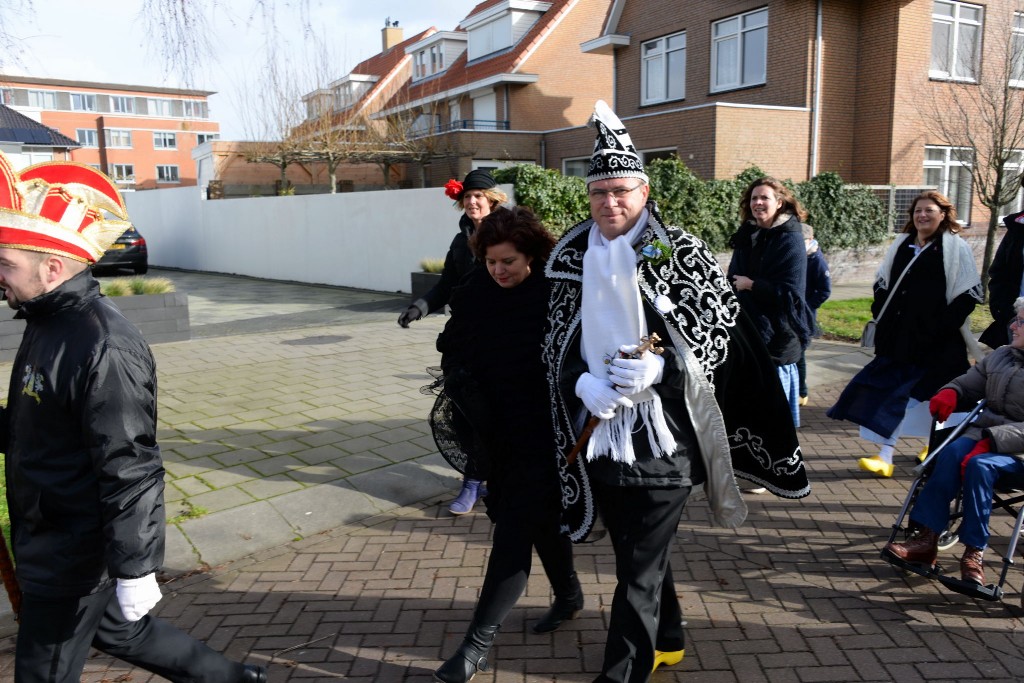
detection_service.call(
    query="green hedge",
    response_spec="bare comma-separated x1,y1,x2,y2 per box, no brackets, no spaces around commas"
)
494,159,890,252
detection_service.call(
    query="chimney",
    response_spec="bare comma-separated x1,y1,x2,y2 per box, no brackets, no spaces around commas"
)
382,18,403,52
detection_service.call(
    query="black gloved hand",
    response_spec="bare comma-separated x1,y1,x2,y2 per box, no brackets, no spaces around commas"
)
397,305,423,328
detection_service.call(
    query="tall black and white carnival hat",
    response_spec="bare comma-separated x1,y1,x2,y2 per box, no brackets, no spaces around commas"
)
585,100,648,186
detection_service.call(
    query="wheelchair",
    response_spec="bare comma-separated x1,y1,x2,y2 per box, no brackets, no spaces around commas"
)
880,400,1024,601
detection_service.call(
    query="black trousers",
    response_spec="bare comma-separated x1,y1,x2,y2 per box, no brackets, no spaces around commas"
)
472,468,576,627
16,586,244,683
592,483,690,683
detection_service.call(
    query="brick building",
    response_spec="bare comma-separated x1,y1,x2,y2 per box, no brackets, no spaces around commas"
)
546,0,1024,228
0,75,220,191
301,0,615,188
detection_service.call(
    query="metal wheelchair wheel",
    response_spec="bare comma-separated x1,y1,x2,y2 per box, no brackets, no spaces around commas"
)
937,528,959,551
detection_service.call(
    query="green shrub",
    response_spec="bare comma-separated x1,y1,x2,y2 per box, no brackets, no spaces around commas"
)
495,160,890,252
100,277,175,296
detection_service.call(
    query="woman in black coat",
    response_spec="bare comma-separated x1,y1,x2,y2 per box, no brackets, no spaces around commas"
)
398,169,508,515
828,191,982,477
727,176,813,429
431,206,579,683
979,187,1024,350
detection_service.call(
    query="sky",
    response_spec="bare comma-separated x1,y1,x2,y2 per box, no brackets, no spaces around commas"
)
1,0,475,139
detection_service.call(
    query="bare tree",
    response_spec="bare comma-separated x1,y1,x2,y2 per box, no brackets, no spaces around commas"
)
918,3,1024,292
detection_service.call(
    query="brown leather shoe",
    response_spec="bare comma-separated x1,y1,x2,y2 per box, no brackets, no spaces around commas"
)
960,546,985,585
884,528,938,567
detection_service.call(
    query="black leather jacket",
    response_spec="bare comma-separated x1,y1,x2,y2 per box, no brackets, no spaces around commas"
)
1,271,165,597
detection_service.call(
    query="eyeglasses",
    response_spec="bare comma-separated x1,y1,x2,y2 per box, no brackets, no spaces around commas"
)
1011,317,1024,328
588,183,643,202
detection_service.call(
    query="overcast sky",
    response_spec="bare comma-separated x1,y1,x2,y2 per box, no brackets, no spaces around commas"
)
1,0,474,139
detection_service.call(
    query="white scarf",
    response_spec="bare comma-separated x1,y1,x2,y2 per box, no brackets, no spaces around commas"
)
580,210,676,464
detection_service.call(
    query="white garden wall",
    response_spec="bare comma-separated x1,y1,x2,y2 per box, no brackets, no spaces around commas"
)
123,186,512,294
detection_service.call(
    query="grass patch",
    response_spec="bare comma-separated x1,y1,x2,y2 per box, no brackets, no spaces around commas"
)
167,501,209,525
100,277,175,297
818,297,994,343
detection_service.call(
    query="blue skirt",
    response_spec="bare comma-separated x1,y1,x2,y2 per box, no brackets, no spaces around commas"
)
827,355,927,439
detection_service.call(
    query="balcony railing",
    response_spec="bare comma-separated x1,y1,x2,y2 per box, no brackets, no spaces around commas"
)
433,119,511,133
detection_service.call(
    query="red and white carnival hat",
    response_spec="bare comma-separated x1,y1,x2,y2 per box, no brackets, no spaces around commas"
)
0,150,131,263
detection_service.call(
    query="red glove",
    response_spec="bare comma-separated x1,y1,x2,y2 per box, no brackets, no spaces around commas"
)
961,437,992,478
929,388,958,422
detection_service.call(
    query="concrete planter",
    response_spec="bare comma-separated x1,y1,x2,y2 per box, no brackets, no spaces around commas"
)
0,292,190,360
411,271,441,301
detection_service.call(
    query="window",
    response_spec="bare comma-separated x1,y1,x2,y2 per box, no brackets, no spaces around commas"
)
183,100,207,118
196,133,219,144
1012,13,1024,87
998,150,1024,216
156,165,180,182
76,129,98,147
104,129,132,148
711,8,767,92
0,89,12,105
111,96,135,114
468,15,512,60
27,90,56,109
147,98,173,117
153,132,177,149
924,145,973,223
641,149,677,164
71,93,97,111
642,31,686,105
931,1,983,81
110,164,135,182
563,158,589,178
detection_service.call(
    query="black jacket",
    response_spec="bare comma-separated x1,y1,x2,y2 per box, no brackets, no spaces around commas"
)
980,211,1024,349
1,271,165,597
421,213,478,314
872,237,975,399
727,214,813,366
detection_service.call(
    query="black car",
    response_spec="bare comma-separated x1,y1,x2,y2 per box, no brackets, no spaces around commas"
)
94,225,148,274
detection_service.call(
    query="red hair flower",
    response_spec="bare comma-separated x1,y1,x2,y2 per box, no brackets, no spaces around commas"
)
443,179,463,200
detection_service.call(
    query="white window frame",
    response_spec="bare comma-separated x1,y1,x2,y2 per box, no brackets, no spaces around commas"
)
998,150,1024,217
924,145,973,223
153,132,177,150
196,133,219,144
156,165,180,183
147,97,173,117
27,90,56,109
70,93,97,111
110,164,135,183
562,157,589,178
182,100,206,118
76,129,98,147
104,129,132,148
641,31,686,106
1011,12,1024,88
930,1,983,82
710,8,768,93
641,148,678,164
111,96,135,114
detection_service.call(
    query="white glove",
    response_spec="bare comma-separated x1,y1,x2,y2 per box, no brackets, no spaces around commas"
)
116,573,162,621
608,344,665,396
576,372,634,420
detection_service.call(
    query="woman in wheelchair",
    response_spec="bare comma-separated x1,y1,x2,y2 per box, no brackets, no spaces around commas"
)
884,297,1024,586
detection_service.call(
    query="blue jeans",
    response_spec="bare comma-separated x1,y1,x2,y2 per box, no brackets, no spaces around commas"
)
911,436,1024,550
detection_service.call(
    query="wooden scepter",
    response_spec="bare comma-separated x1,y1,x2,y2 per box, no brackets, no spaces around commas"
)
0,527,20,619
566,333,664,466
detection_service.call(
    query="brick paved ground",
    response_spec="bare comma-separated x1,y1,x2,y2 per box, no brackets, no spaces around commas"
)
4,381,1020,682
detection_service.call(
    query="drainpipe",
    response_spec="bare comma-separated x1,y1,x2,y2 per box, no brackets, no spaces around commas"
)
810,0,823,178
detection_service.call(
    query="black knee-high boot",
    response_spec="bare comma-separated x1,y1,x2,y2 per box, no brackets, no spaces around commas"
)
433,622,499,683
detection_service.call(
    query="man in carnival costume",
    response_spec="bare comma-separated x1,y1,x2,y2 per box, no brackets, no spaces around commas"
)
542,101,810,683
0,152,266,683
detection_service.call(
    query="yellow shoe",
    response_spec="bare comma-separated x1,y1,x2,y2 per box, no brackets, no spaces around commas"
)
798,395,809,406
917,446,928,463
858,456,894,478
653,649,684,672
